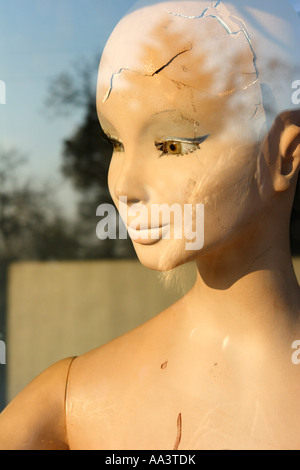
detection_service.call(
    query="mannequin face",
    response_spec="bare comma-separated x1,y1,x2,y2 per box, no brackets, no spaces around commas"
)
97,1,298,271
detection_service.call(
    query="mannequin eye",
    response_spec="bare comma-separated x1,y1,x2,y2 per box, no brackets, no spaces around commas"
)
155,135,209,157
104,134,124,153
110,138,124,153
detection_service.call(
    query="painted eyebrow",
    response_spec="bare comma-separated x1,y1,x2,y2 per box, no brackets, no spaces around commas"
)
158,135,210,143
100,110,207,139
103,134,210,144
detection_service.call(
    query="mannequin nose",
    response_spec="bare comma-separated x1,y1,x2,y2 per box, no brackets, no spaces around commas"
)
113,162,148,204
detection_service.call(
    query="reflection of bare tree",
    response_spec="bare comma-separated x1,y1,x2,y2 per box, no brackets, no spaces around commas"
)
45,57,135,259
0,148,80,262
0,148,83,412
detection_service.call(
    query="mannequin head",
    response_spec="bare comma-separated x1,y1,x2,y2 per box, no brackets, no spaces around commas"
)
97,0,300,271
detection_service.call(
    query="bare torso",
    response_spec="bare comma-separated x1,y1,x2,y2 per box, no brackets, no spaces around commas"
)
1,287,299,450
66,295,300,450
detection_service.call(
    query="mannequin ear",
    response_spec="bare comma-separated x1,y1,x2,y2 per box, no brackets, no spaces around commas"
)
274,124,300,192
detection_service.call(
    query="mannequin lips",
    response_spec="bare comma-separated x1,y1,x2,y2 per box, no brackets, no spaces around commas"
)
127,224,170,244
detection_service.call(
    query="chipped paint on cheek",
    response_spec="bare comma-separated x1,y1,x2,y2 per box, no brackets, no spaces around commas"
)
185,172,210,208
184,178,197,201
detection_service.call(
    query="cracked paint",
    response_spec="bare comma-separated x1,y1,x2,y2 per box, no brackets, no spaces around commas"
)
103,67,134,103
250,102,263,120
103,47,192,103
173,413,182,450
229,15,259,81
152,47,192,75
164,1,221,19
165,1,259,89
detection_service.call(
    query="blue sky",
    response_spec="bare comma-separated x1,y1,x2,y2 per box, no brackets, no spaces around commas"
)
0,0,135,217
290,0,300,11
0,0,299,217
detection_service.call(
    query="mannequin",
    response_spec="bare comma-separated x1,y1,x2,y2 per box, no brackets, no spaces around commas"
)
0,0,300,450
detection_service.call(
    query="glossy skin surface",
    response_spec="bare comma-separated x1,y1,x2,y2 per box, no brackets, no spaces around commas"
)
1,0,300,450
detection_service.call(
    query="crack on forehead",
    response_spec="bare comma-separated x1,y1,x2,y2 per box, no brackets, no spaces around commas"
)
162,0,221,19
168,76,257,98
164,1,259,84
103,46,193,103
101,1,263,123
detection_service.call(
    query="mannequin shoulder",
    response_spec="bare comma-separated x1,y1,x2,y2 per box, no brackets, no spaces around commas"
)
0,356,76,450
64,302,188,449
67,300,182,397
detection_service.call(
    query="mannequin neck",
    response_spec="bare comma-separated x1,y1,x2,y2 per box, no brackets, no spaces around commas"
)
188,220,300,344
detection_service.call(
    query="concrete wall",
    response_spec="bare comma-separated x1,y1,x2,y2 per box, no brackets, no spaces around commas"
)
6,260,196,401
6,258,300,403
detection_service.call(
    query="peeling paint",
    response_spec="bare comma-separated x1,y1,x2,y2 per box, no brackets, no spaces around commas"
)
173,413,182,450
229,15,259,81
103,2,261,106
164,1,259,91
103,67,133,103
164,1,222,19
164,8,209,19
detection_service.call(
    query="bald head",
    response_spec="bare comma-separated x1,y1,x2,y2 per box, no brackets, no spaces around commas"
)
98,0,300,138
